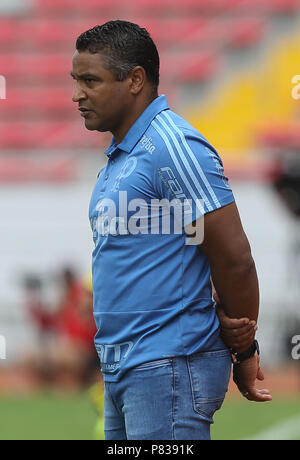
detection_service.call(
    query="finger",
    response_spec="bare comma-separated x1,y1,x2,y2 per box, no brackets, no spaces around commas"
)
257,389,271,394
220,317,252,329
242,390,273,402
221,330,256,347
244,389,272,402
221,327,256,340
220,333,254,351
222,323,256,334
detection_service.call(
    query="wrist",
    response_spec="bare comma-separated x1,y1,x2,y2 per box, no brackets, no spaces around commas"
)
231,340,260,365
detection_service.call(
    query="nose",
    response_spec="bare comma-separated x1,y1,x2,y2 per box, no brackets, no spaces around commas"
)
72,81,87,103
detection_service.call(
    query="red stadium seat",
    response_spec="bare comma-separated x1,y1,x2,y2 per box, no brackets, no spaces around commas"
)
35,0,115,12
0,54,70,82
140,19,208,47
229,18,266,48
0,19,110,50
0,88,74,118
161,51,221,83
1,0,297,155
33,0,244,17
0,20,17,43
0,18,207,50
0,121,107,149
142,17,266,49
134,0,241,14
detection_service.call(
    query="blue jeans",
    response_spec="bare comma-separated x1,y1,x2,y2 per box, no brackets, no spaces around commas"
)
104,343,232,440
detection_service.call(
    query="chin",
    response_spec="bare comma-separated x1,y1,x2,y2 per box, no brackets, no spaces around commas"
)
85,120,108,132
84,120,99,131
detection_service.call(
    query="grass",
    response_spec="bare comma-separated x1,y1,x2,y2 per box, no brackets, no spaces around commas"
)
212,396,300,440
0,393,98,440
0,393,299,440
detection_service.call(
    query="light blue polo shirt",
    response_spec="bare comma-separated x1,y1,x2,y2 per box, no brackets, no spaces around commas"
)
89,95,235,382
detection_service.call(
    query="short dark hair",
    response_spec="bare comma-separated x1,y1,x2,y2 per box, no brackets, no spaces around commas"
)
76,20,160,91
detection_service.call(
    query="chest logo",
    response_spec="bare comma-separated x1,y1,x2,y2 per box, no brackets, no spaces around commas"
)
111,157,138,192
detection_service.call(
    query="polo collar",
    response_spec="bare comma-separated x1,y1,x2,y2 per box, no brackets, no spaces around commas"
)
105,95,169,156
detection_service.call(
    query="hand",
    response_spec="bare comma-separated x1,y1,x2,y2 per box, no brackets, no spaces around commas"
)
217,306,257,352
233,354,272,402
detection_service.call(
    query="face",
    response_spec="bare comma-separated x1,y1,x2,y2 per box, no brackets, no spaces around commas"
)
71,50,132,133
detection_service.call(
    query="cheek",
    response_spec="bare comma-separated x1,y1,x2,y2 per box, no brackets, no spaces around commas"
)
92,84,129,118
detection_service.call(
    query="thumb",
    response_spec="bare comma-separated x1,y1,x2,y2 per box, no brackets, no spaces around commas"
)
257,367,265,381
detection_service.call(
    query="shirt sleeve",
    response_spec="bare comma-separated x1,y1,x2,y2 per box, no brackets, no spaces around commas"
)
153,127,235,226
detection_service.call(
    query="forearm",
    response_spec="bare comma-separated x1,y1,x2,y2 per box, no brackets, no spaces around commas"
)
210,255,259,323
197,202,260,338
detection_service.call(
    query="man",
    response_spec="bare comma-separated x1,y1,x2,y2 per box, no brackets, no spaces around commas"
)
71,20,272,440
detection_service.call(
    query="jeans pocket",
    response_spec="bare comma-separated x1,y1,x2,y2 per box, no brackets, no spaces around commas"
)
134,357,173,371
187,349,232,423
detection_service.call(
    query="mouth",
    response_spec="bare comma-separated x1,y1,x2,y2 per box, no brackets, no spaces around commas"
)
79,108,93,118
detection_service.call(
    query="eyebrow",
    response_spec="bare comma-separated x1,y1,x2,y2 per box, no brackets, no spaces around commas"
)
70,72,99,79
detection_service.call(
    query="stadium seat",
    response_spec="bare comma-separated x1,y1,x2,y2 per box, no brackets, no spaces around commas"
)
0,121,107,149
0,88,74,117
134,0,240,14
145,17,266,49
34,0,245,17
0,16,266,53
0,19,17,43
229,18,266,48
0,18,207,50
34,0,124,16
35,0,113,11
1,0,298,156
0,19,111,50
0,54,70,81
140,19,208,47
161,51,221,83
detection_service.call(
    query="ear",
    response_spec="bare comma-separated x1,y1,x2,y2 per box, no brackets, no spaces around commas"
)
129,66,146,95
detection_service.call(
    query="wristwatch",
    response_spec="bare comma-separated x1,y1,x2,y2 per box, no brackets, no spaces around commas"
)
231,340,260,365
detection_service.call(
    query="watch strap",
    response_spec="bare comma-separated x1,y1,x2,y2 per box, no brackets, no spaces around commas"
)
231,340,260,365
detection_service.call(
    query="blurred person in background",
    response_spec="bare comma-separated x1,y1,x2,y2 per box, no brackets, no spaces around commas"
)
24,275,56,346
22,275,57,385
22,268,97,389
51,267,98,387
72,20,271,441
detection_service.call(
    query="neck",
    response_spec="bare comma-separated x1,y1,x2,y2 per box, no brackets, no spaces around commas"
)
113,93,158,144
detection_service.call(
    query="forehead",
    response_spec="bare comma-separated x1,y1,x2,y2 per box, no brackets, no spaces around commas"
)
72,50,112,77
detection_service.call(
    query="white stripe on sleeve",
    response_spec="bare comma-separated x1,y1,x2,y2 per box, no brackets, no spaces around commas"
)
152,120,205,215
162,111,221,208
